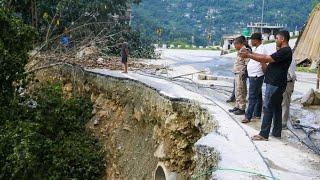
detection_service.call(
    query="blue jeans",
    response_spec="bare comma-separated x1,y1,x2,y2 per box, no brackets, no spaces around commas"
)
259,84,286,139
245,76,264,120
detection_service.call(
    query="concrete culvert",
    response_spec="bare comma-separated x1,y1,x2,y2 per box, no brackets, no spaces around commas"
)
154,162,183,180
155,165,166,180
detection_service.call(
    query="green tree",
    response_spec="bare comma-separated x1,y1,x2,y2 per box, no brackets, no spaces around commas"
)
0,8,36,106
312,0,320,7
0,84,105,179
1,0,154,58
0,8,105,179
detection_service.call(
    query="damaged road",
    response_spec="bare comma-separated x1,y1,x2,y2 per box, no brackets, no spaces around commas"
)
141,49,320,179
32,48,320,179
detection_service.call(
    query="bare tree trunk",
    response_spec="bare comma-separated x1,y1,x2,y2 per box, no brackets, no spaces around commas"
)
30,0,38,28
34,0,38,28
45,13,58,44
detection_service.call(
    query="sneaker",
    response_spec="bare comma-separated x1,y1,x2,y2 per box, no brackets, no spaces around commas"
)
228,107,239,112
233,109,245,115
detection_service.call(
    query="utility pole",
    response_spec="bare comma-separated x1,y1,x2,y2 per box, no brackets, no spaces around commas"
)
261,0,265,33
207,9,214,46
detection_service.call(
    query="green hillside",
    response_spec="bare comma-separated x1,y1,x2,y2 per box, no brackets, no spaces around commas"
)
132,0,319,46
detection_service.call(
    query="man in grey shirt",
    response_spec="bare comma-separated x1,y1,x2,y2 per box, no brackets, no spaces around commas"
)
282,59,296,129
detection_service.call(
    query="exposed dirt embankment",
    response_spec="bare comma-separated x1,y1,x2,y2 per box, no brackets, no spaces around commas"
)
34,64,218,179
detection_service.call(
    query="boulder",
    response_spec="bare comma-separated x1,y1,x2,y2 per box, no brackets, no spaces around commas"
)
154,142,166,158
97,57,104,64
62,83,73,93
301,88,315,106
313,89,320,105
76,45,98,59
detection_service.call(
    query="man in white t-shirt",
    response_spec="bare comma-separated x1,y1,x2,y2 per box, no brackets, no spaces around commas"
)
242,33,267,123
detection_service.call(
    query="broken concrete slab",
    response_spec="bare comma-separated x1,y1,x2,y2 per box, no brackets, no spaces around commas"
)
314,89,320,105
198,74,218,80
301,88,315,106
301,88,320,106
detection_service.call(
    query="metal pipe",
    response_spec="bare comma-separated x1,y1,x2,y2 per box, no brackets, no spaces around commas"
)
154,162,183,180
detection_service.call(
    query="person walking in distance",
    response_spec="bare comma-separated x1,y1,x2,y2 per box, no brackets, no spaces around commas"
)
242,33,268,123
120,37,129,73
239,30,292,141
228,37,249,115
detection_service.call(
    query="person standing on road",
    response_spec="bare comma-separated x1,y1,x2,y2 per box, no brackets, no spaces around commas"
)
239,30,292,141
226,36,251,103
242,33,268,123
120,37,129,73
282,59,297,129
228,37,249,115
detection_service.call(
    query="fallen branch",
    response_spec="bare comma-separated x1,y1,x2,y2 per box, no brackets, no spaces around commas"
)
25,62,74,74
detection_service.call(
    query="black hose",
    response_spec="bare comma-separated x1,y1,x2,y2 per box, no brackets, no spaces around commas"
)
288,119,320,155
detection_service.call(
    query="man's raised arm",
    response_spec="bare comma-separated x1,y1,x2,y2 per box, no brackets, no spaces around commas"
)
240,51,274,64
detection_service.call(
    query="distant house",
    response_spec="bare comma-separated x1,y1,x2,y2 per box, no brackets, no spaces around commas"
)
247,22,285,40
221,34,241,51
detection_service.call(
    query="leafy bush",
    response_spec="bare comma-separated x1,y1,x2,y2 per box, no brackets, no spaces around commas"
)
0,83,105,179
0,9,105,179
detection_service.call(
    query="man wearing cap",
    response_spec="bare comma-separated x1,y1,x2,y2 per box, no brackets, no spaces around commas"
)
228,36,250,115
242,33,267,123
239,30,292,141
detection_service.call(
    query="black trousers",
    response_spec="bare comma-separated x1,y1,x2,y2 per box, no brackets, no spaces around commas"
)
259,84,286,138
